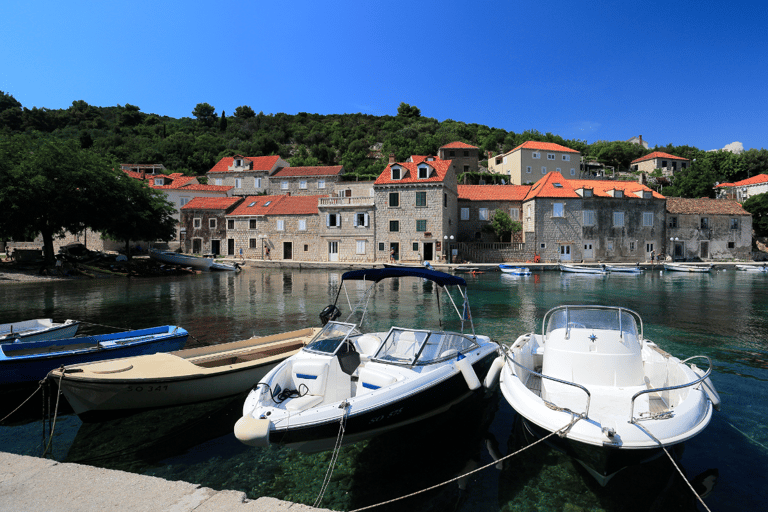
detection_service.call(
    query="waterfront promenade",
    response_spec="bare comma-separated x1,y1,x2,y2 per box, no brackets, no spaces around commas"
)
0,452,332,512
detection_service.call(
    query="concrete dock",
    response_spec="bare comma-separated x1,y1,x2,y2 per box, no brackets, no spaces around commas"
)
0,452,333,512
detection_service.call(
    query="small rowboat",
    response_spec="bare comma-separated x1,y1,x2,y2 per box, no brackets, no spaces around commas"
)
663,262,713,273
559,263,608,275
735,264,768,272
499,264,532,276
0,319,80,344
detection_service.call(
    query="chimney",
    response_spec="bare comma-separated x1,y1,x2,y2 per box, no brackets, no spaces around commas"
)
639,135,643,145
389,153,396,164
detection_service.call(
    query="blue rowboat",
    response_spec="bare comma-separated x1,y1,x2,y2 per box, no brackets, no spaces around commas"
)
499,264,532,275
0,326,188,386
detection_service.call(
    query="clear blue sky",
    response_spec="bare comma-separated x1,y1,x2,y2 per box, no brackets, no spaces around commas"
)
2,0,766,151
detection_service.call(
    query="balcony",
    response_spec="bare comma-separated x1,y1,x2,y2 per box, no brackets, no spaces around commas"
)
318,196,375,208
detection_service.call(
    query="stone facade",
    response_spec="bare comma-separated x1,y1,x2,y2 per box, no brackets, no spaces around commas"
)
630,151,689,177
488,141,581,185
437,142,480,174
268,167,344,197
206,155,289,196
180,197,243,255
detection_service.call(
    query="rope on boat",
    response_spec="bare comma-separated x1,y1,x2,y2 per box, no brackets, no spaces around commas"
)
80,321,132,332
347,416,582,512
0,380,44,425
632,421,712,512
314,401,350,509
42,368,65,457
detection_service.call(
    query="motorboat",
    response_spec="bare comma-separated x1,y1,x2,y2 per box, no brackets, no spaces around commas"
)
735,264,768,272
0,326,188,387
663,262,713,273
499,305,719,485
51,327,319,421
234,266,501,452
0,319,80,344
558,263,608,275
602,264,643,274
149,248,240,271
499,264,532,276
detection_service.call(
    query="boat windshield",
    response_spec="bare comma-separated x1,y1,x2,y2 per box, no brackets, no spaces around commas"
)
304,321,357,355
545,307,639,341
373,328,478,366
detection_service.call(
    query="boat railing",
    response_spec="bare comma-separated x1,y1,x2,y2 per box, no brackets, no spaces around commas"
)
503,345,592,418
629,355,713,423
541,305,644,342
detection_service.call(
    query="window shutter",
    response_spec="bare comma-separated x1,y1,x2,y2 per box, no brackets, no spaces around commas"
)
336,214,341,227
364,214,369,227
326,214,330,227
353,214,359,227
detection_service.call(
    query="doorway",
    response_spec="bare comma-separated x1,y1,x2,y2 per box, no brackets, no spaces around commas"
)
284,242,293,260
583,242,594,260
700,241,709,260
227,239,235,256
559,244,571,261
389,242,399,262
211,239,221,256
423,242,434,261
328,241,338,262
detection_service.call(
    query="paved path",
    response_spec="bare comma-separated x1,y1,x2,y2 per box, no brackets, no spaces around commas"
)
0,452,333,512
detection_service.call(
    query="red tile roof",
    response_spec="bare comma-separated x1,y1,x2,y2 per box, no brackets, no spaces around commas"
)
510,141,580,154
207,155,283,174
631,151,689,164
458,185,530,201
227,195,327,216
374,159,453,185
567,179,664,199
272,166,343,177
715,174,768,188
666,197,750,215
441,141,478,149
181,197,242,210
524,172,581,200
179,184,233,192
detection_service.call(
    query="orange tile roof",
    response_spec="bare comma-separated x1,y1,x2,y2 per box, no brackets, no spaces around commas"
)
227,195,285,216
374,159,453,185
207,155,283,174
227,195,327,216
524,172,581,200
441,141,478,149
631,151,689,164
510,141,580,154
457,185,530,201
272,166,343,177
666,197,749,215
179,184,233,192
181,197,242,210
715,174,768,188
567,179,665,199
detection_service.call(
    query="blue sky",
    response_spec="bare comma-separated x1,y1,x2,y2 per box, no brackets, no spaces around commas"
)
2,0,766,151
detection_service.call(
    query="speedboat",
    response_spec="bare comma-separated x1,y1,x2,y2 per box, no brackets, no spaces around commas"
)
234,266,501,452
558,263,608,274
602,264,643,274
735,264,768,272
499,264,532,276
499,305,719,485
0,318,80,344
149,248,240,271
51,327,319,421
663,262,713,273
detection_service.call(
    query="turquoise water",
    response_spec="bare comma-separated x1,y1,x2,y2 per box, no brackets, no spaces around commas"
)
1,268,766,511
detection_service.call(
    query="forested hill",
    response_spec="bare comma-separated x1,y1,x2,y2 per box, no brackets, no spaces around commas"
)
1,91,766,197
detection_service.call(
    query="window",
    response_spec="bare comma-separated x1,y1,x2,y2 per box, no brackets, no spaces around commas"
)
728,241,735,249
479,208,489,221
227,219,234,229
249,219,257,229
304,244,309,251
180,197,191,207
154,178,164,186
547,154,555,160
235,159,242,167
378,242,385,251
298,219,306,231
327,213,341,227
416,191,427,206
646,242,654,253
418,166,429,179
354,213,369,227
607,240,614,251
562,155,570,161
669,217,678,228
527,205,532,218
701,217,709,229
730,218,739,230
532,152,540,159
583,188,593,197
613,212,625,227
661,160,668,168
510,208,519,221
643,191,653,199
416,219,427,232
254,177,262,188
356,240,366,254
556,168,561,174
526,166,532,174
249,238,257,249
553,203,564,218
461,208,469,220
463,150,469,157
209,218,217,229
300,180,307,189
614,190,624,198
643,212,654,226
443,193,447,208
235,178,242,189
630,241,636,251
389,192,399,207
391,167,401,180
413,242,419,251
570,168,576,176
475,232,482,240
449,150,455,157
541,166,547,175
276,219,284,231
583,210,596,226
463,165,469,173
193,218,201,229
318,180,325,189
215,179,223,186
389,220,399,232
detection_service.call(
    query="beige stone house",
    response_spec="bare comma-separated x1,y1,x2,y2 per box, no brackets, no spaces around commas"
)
206,155,290,196
630,151,689,177
318,183,376,263
268,166,344,196
437,142,480,174
487,141,581,185
665,197,752,261
715,174,768,202
180,196,244,255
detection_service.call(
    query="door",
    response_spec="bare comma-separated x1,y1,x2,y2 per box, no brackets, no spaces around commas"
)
583,242,594,260
646,242,655,261
227,239,235,256
192,238,202,254
423,242,434,261
211,240,221,256
674,242,685,261
328,241,338,262
390,243,399,262
700,241,709,260
559,244,571,261
283,242,293,260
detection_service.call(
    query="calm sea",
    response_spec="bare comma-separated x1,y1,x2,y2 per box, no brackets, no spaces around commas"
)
1,268,766,511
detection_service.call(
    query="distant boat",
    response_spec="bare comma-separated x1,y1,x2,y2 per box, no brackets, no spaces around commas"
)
0,319,80,344
602,264,643,274
735,264,768,273
0,326,188,386
149,248,240,271
499,264,532,276
663,262,713,273
558,263,608,275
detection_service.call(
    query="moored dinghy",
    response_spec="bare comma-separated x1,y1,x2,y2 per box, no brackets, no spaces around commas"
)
234,267,501,452
663,262,713,273
0,318,81,344
499,305,718,484
559,263,608,274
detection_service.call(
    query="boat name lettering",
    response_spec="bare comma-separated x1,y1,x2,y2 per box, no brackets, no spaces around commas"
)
127,385,168,392
369,407,403,424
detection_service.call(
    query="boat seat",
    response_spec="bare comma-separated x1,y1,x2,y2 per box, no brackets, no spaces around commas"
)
291,360,328,396
354,334,381,358
358,366,397,391
285,394,324,411
393,331,419,361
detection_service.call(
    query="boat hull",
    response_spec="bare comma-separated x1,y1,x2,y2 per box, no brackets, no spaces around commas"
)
0,319,80,344
149,249,212,270
559,264,607,274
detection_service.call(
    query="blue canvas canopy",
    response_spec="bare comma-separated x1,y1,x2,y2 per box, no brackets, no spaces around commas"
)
341,267,466,288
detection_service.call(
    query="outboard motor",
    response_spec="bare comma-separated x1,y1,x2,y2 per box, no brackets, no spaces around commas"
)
319,304,341,326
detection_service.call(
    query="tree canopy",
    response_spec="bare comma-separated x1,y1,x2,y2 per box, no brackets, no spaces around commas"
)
743,193,768,237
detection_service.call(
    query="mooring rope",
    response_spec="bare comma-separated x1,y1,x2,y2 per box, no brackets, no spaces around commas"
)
314,402,350,508
633,421,712,512
348,415,582,512
0,380,43,425
42,369,64,457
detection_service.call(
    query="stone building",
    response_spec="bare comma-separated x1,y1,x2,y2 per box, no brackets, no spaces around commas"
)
630,151,689,177
206,155,289,196
456,185,529,243
715,174,768,202
665,197,752,261
437,142,480,174
487,141,581,185
373,156,459,263
180,197,244,255
268,166,345,196
318,183,376,263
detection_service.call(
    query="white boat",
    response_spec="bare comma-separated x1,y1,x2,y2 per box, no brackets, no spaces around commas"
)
499,305,719,484
234,267,501,452
735,264,768,272
149,248,240,271
499,264,532,275
51,327,319,421
602,264,643,274
558,263,608,274
0,319,80,344
663,262,713,273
